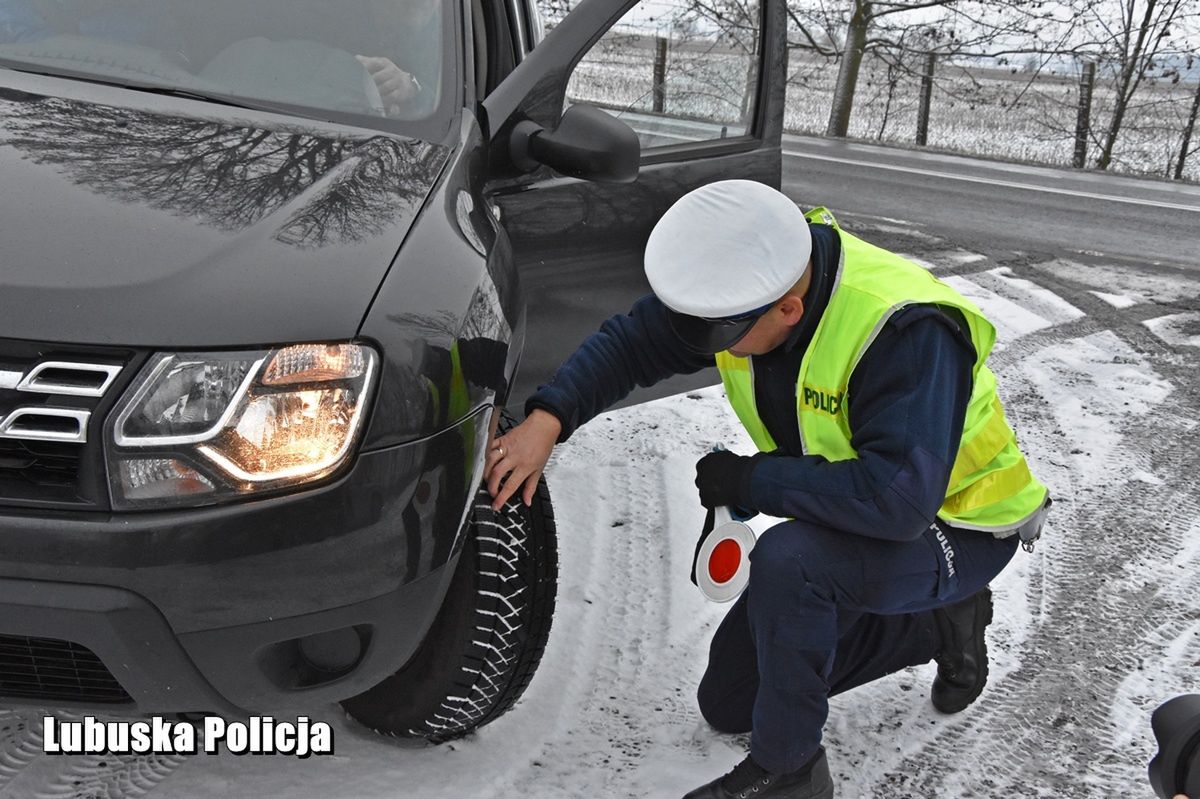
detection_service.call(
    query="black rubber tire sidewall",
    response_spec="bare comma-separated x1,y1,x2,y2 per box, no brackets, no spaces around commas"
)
341,413,557,741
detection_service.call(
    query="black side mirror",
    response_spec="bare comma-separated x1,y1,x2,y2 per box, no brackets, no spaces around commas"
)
509,103,639,183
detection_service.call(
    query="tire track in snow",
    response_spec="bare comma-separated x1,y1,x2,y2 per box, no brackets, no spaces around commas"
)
484,399,764,797
0,711,44,792
3,234,1195,798
0,713,187,799
501,417,725,798
29,751,188,799
477,446,618,797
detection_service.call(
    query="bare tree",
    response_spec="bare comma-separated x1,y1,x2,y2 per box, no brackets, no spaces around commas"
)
1071,0,1200,170
1015,0,1200,174
784,0,1071,138
538,0,578,29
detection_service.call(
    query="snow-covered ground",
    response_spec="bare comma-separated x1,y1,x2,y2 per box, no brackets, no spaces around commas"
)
2,236,1197,797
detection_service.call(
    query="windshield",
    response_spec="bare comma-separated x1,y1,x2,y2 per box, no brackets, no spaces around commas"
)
0,0,447,125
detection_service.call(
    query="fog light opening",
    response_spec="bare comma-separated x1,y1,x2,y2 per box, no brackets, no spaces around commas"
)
296,626,368,680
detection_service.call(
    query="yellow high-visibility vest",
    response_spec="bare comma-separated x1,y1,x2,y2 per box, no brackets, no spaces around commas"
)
715,207,1048,534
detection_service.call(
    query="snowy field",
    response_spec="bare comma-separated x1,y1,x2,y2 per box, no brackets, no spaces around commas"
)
1,228,1198,797
565,33,1200,182
781,53,1200,183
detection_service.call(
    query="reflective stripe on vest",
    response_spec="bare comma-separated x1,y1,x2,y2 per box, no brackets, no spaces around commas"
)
715,207,1048,534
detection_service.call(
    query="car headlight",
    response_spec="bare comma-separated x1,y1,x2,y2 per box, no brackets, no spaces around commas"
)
106,342,378,509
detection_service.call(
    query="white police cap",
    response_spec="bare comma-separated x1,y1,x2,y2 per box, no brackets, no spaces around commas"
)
645,180,812,319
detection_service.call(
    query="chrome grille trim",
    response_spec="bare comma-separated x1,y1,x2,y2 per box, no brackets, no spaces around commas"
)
15,361,122,397
0,370,20,391
0,408,91,444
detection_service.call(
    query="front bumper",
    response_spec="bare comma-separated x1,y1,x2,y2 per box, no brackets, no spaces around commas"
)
0,408,489,714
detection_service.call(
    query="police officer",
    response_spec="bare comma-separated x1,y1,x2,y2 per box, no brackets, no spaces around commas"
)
484,180,1050,798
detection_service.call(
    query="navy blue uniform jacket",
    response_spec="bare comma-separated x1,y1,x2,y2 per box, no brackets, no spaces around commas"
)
526,224,977,543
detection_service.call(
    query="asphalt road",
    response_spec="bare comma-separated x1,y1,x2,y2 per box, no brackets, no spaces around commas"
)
781,133,1200,270
511,137,1200,411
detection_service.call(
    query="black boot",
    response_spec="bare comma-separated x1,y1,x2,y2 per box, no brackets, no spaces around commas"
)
931,585,994,714
682,747,834,799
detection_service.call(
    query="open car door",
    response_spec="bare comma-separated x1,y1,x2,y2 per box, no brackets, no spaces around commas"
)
483,0,788,403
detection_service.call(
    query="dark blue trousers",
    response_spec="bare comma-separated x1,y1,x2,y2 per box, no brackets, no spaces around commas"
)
696,519,1019,774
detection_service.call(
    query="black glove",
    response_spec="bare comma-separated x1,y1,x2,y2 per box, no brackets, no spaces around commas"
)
694,450,755,509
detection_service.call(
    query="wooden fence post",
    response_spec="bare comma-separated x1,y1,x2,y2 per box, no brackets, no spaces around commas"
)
915,52,937,146
653,36,668,113
1074,61,1096,169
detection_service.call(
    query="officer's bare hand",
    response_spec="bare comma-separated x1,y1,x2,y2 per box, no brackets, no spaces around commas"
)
484,409,561,511
355,55,418,115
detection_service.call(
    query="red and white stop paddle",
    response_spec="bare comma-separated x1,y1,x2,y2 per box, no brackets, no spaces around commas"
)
693,504,756,603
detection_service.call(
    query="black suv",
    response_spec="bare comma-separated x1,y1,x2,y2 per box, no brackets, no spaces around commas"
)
0,0,785,739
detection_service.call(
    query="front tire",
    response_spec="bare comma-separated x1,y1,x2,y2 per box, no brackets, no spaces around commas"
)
341,436,557,741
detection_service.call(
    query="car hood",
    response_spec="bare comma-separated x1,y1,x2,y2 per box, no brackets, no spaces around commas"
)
0,73,450,348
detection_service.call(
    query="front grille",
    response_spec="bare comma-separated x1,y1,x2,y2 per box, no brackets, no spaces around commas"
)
0,634,132,704
0,439,83,502
0,339,140,510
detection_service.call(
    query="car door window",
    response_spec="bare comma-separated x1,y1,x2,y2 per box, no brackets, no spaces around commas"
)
542,0,762,150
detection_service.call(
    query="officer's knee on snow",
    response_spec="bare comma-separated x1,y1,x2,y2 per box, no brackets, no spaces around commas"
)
749,522,827,589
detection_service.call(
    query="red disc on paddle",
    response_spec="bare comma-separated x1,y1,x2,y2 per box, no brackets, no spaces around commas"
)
708,539,742,585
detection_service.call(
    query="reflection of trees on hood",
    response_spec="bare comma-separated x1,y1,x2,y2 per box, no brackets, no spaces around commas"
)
0,95,447,248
